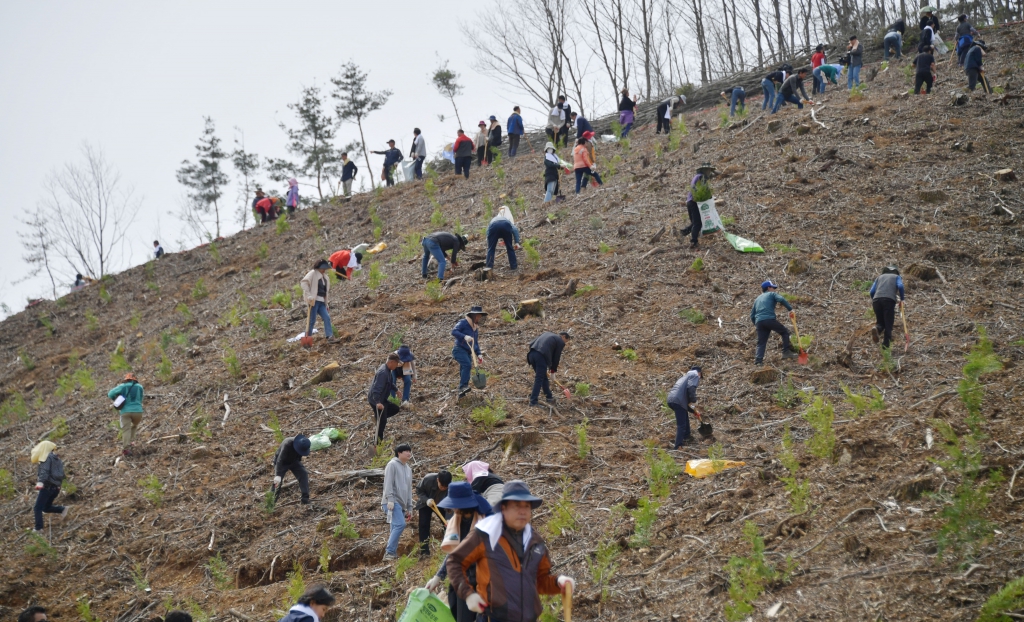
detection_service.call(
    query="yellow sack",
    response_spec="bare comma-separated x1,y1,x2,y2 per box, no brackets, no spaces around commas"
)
367,242,387,254
685,459,746,479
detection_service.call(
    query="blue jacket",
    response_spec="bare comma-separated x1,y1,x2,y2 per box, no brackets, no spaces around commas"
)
507,113,524,135
667,370,700,411
750,292,792,324
277,605,317,622
487,216,521,244
575,116,593,134
452,318,482,355
376,147,403,168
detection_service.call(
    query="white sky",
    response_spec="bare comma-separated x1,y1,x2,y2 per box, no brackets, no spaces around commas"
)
0,1,552,315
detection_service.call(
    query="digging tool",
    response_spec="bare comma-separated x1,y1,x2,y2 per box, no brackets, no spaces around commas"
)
300,303,314,348
695,410,714,439
563,581,573,622
373,404,384,446
900,301,910,353
552,376,572,399
790,312,809,365
980,69,993,94
426,498,448,523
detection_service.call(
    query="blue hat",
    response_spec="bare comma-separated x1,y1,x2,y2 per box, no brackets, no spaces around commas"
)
489,115,497,121
438,482,493,516
761,280,779,291
293,434,311,457
396,345,415,363
499,480,543,509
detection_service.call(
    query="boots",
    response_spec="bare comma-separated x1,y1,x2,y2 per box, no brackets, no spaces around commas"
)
782,350,799,360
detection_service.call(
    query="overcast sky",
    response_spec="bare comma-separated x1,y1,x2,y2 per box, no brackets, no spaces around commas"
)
0,1,556,316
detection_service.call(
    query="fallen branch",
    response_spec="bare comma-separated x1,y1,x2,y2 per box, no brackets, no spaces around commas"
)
909,389,957,410
1008,460,1024,501
227,610,253,622
810,107,829,129
220,394,230,428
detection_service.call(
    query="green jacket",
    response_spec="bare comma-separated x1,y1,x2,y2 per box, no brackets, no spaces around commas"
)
750,292,793,324
108,381,144,413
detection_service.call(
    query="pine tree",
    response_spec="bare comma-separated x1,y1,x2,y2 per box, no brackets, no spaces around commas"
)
266,86,340,201
331,62,391,191
432,60,464,129
231,129,261,230
176,117,229,239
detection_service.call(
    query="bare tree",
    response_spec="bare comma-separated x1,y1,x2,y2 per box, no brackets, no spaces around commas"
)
18,208,59,299
582,0,631,104
331,62,391,191
38,143,140,279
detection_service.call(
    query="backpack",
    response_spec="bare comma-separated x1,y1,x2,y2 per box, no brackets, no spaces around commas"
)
957,34,973,54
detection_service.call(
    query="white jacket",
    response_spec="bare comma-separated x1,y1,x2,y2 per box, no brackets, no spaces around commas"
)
300,269,330,304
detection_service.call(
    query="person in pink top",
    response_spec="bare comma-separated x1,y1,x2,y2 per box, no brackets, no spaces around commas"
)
572,137,603,194
286,178,300,214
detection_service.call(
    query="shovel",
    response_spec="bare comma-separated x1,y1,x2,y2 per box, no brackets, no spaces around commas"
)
900,301,910,353
563,581,573,622
300,303,314,348
552,377,572,399
426,498,448,523
695,410,714,439
790,312,809,365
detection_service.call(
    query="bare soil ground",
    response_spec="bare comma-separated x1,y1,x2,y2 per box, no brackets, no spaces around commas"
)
2,24,1024,622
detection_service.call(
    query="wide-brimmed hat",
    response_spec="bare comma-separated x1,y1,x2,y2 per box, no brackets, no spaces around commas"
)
489,115,497,121
293,434,311,457
438,482,494,515
499,480,542,508
396,345,415,362
544,142,556,152
478,120,486,126
124,373,138,382
465,305,489,317
314,259,331,270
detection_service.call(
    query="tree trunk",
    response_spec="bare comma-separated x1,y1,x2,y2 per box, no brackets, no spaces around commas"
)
773,0,788,59
753,0,765,68
213,200,221,239
358,117,374,191
450,95,463,130
722,0,737,73
731,0,745,69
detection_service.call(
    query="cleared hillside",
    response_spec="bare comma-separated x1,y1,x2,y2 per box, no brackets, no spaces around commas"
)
2,24,1024,622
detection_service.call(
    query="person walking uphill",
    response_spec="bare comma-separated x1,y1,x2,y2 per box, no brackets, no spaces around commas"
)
300,260,337,343
453,129,475,179
527,331,570,407
382,443,414,560
446,481,575,622
415,469,452,555
277,586,336,622
572,137,603,194
371,140,403,187
486,116,503,165
108,373,144,456
870,266,905,349
452,306,486,398
751,280,798,365
369,353,402,443
31,441,68,532
913,46,937,94
422,231,468,281
486,206,521,270
410,128,427,180
425,482,494,622
506,107,524,158
667,366,702,448
286,178,300,214
964,40,988,92
272,434,312,504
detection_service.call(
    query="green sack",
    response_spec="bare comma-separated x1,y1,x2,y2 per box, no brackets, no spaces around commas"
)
723,230,764,253
398,588,456,622
322,427,343,441
308,433,331,451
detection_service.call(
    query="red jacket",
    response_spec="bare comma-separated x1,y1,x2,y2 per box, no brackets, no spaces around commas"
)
453,134,475,158
811,52,826,68
255,197,275,214
329,250,354,279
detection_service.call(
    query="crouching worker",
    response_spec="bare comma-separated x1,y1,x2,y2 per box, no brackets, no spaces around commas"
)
272,434,312,505
277,586,336,622
425,482,494,622
869,265,905,349
447,481,575,622
667,365,702,448
328,243,368,280
31,441,68,533
750,280,798,366
416,469,452,555
486,206,521,270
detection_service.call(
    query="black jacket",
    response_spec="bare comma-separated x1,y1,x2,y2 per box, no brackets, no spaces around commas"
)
342,161,358,182
765,70,785,83
426,232,464,263
618,96,635,111
37,454,65,488
274,437,303,468
488,125,503,147
471,471,503,495
888,18,906,34
415,473,449,510
368,363,397,407
919,14,940,32
544,157,561,184
528,332,566,373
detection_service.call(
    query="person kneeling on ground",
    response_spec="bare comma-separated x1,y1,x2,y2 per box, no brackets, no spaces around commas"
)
526,331,570,407
382,443,414,560
272,434,312,504
447,481,575,622
416,469,452,555
869,265,905,349
486,206,521,271
31,441,68,532
772,68,812,113
278,586,336,622
750,280,798,365
666,366,702,448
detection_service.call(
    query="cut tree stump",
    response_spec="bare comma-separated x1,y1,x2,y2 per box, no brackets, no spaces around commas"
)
750,369,780,384
995,168,1016,181
515,299,544,319
306,362,341,385
561,279,578,297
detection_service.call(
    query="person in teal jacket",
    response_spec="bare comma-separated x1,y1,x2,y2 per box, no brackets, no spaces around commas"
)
107,373,144,456
750,281,798,366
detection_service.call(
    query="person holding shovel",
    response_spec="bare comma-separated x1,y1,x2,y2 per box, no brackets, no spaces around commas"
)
446,480,575,622
964,40,988,92
452,306,486,398
415,469,452,556
382,443,414,561
391,345,417,408
107,372,144,457
328,244,368,281
369,353,402,443
300,260,338,344
527,331,570,407
667,366,703,448
680,172,707,249
869,265,906,349
31,441,68,532
750,280,799,366
272,434,312,505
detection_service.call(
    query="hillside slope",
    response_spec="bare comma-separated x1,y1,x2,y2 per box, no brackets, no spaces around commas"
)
2,25,1024,622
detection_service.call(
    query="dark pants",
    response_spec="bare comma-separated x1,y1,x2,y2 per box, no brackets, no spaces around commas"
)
574,168,603,193
557,125,569,147
915,73,934,94
418,506,435,554
772,92,803,113
681,200,701,245
453,346,473,393
486,220,518,269
966,68,980,91
528,350,552,405
391,370,413,402
455,156,471,179
508,134,521,157
670,404,691,447
371,402,401,443
414,156,424,180
755,318,792,364
656,104,671,133
274,461,310,502
383,166,395,187
448,588,476,622
811,73,822,95
872,297,897,348
477,146,486,166
34,486,64,530
485,145,498,165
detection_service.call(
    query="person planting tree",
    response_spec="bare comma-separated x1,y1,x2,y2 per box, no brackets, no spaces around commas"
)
272,434,312,505
486,206,522,271
451,306,486,398
750,280,798,366
526,331,570,407
368,353,402,443
869,265,906,349
421,231,468,281
667,366,703,448
772,68,813,113
328,243,368,281
415,469,452,556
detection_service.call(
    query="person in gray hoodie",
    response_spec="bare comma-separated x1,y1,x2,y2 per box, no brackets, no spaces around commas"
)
869,265,906,348
667,366,702,448
382,443,414,560
750,280,798,365
410,128,427,180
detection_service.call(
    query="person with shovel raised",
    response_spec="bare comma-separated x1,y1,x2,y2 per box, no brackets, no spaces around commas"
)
452,306,486,398
369,353,402,443
667,366,703,448
300,260,339,344
446,481,575,622
751,280,799,366
869,265,906,350
526,331,570,408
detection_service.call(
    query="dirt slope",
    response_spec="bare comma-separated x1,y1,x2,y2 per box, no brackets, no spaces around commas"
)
2,24,1024,622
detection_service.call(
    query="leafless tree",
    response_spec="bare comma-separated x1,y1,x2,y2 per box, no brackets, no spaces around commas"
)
18,208,59,299
37,143,140,279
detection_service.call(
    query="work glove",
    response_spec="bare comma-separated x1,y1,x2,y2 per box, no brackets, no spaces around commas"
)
477,356,484,365
466,594,488,613
557,575,576,592
425,576,442,591
464,336,474,347
387,502,395,513
35,482,44,491
789,311,795,319
273,476,282,488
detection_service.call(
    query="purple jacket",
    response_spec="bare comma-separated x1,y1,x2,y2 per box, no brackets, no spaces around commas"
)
686,174,705,203
286,179,299,208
